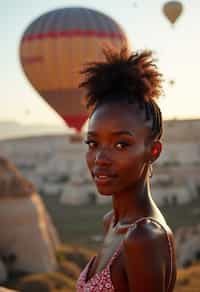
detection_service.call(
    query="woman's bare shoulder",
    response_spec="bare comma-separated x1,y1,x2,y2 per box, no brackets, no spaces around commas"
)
123,217,170,249
122,218,172,291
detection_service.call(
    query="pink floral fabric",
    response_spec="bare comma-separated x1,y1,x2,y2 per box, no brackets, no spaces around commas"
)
76,217,173,291
76,243,122,292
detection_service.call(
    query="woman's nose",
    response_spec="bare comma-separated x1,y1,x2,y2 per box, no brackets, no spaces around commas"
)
95,147,112,165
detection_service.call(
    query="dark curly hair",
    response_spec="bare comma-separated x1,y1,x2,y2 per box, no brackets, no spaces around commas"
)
79,46,163,140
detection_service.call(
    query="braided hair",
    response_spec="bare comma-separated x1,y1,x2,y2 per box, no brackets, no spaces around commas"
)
80,47,163,140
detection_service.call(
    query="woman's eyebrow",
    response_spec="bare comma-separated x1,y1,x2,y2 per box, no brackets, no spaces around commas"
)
86,131,97,136
86,130,135,137
111,130,135,137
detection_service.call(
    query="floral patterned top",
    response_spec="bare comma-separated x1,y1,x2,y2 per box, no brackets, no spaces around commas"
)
76,217,174,292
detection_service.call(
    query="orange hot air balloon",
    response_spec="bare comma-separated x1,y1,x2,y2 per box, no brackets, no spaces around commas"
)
163,1,183,26
19,7,129,132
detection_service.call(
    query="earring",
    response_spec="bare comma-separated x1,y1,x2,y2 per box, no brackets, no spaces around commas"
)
148,162,153,178
151,147,159,157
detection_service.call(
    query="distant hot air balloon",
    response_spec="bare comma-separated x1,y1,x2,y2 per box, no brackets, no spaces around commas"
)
19,7,129,132
168,79,175,86
163,1,183,26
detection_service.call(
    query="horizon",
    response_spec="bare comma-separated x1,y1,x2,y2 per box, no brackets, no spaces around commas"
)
0,116,199,141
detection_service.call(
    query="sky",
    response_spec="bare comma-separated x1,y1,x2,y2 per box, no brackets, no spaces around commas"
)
1,0,200,128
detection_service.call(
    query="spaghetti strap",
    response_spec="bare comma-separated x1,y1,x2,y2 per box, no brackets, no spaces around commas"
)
108,217,163,267
107,239,124,267
108,217,164,267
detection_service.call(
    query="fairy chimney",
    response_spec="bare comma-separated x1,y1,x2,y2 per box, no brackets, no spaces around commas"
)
0,157,60,274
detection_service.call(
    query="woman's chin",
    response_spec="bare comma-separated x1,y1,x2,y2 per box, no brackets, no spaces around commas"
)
100,191,112,196
95,185,113,196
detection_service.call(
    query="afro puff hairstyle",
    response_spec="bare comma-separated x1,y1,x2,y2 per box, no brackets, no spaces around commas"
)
79,46,163,140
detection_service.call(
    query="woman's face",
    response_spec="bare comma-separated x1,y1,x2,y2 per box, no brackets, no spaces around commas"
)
85,101,153,196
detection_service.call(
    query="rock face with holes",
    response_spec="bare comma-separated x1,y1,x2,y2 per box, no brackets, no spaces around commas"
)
0,157,60,274
0,119,200,206
175,224,200,268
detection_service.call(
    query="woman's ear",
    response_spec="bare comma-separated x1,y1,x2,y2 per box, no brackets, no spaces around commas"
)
149,140,162,162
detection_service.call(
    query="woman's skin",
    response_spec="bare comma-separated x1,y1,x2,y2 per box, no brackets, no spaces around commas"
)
84,100,176,291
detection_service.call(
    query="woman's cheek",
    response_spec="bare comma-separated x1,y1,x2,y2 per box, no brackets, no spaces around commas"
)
86,150,94,173
134,150,148,178
125,146,147,174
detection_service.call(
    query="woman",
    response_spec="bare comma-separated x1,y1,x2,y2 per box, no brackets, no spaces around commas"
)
77,47,176,291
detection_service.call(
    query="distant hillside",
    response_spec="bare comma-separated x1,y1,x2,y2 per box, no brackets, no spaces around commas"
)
0,121,69,140
0,118,199,141
163,118,200,143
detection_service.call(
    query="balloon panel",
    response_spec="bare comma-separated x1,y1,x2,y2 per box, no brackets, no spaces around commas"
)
63,114,88,132
20,36,126,90
39,88,86,115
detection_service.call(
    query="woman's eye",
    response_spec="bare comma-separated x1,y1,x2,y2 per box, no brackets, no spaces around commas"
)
115,142,130,150
84,140,97,149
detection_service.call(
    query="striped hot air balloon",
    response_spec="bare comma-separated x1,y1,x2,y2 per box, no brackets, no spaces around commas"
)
19,7,129,132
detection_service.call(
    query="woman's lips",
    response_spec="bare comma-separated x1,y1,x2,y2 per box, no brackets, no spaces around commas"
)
94,174,116,185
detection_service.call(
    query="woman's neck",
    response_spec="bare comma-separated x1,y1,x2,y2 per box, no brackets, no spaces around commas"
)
112,178,153,226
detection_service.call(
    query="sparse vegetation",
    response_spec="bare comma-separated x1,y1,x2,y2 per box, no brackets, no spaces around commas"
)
175,261,200,292
4,245,93,291
17,272,75,292
56,245,95,270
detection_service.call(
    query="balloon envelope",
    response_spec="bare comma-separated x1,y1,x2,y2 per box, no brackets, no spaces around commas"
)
163,1,183,25
19,7,129,132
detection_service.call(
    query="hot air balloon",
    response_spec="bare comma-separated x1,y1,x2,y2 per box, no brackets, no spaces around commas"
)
168,79,175,86
19,7,129,133
163,1,183,26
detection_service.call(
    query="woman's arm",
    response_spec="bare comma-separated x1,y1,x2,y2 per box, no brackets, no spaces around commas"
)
123,219,170,292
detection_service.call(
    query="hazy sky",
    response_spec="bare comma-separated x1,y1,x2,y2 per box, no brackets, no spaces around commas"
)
1,0,199,127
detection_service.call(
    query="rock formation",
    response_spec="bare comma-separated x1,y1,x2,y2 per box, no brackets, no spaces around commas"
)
0,260,7,284
0,157,60,277
175,224,200,267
